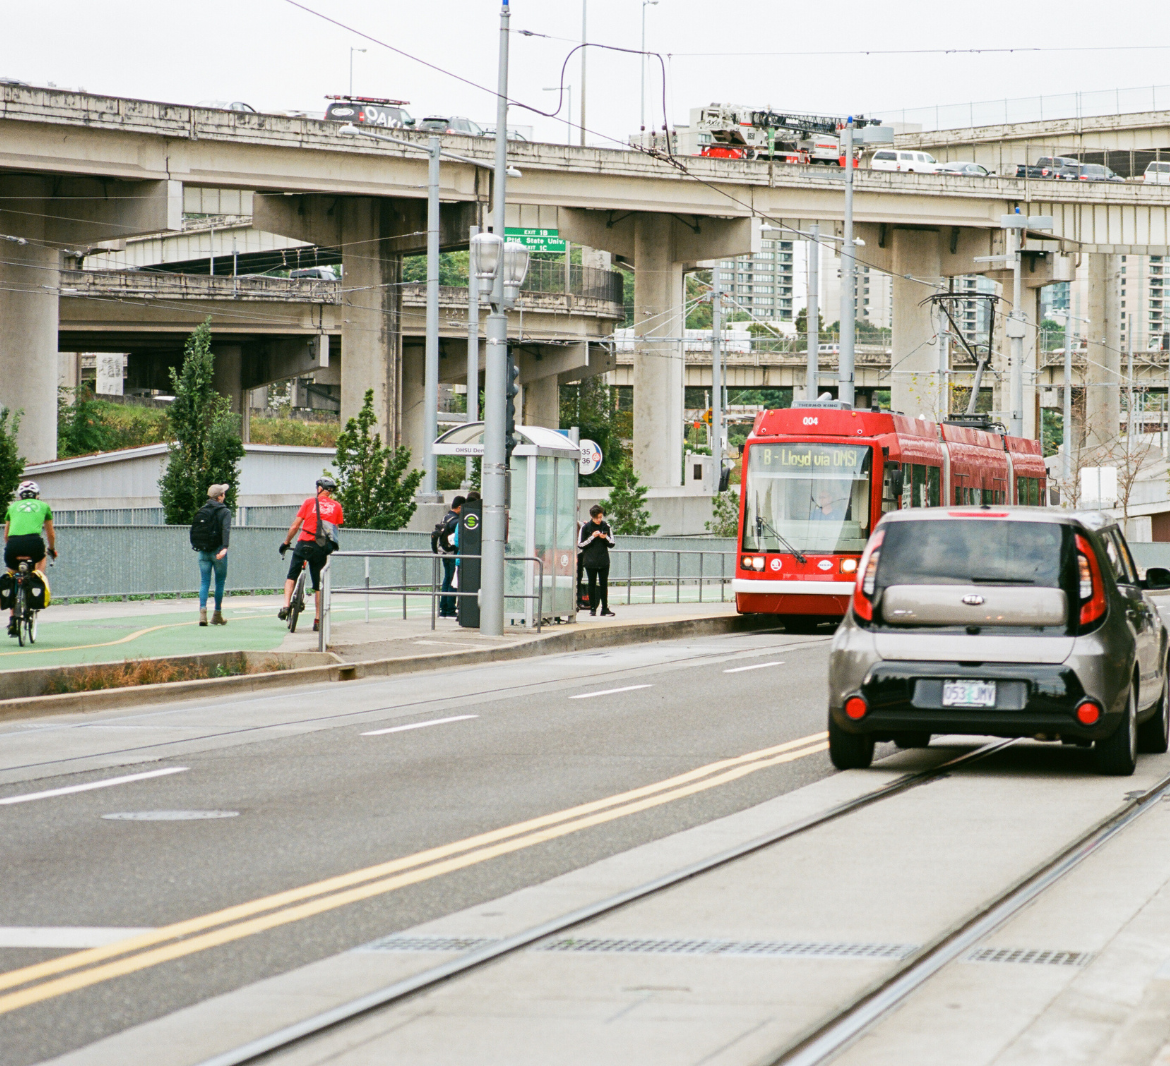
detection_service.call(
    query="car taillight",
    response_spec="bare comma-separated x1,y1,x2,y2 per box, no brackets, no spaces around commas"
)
845,696,868,720
852,529,885,622
1075,534,1107,626
1075,699,1102,726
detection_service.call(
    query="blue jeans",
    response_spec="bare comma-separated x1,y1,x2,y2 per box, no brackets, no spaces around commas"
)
439,556,457,616
198,551,228,610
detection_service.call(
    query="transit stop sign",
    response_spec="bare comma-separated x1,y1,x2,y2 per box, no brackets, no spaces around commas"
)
579,439,603,475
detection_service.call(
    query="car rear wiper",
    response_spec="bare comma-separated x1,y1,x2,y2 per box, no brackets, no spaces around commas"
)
755,509,807,565
969,576,1035,584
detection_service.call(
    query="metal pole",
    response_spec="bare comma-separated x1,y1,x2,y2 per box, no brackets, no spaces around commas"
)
465,225,481,488
711,274,723,495
1009,227,1025,437
838,117,856,406
480,1,511,637
640,1,646,131
806,223,820,400
579,0,587,147
1063,325,1073,481
420,136,442,500
1128,335,1135,455
937,308,949,417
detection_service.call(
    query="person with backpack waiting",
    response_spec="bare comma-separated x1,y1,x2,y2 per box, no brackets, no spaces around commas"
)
432,496,464,619
190,485,232,626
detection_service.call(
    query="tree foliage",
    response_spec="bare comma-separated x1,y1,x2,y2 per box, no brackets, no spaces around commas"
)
602,461,659,536
57,386,113,458
159,320,245,524
0,408,25,510
705,490,741,538
560,378,627,487
331,388,422,530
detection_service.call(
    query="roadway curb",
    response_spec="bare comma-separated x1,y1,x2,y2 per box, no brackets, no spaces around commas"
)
0,612,776,723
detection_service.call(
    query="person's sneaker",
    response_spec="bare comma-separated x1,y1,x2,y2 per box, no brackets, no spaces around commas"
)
312,618,320,632
601,609,616,617
6,621,17,637
589,609,596,616
277,607,289,620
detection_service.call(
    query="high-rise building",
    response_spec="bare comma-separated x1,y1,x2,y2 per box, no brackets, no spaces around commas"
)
713,238,795,321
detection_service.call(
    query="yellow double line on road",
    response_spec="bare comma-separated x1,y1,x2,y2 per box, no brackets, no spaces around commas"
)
0,730,827,1014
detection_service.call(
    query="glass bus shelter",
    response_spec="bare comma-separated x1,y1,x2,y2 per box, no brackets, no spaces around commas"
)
432,423,581,626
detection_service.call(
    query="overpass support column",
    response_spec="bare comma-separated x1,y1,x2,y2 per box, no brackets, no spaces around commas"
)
633,214,684,488
400,344,426,469
0,242,59,463
523,375,560,429
1086,253,1122,448
340,199,402,446
890,230,942,418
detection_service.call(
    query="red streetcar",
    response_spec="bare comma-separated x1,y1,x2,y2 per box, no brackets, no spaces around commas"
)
733,402,1047,627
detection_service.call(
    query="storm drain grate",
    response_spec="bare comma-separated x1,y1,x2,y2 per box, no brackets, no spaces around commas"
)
964,947,1095,967
537,937,918,960
354,934,501,954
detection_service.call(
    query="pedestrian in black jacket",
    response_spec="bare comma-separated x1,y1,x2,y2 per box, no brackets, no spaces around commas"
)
436,496,464,618
192,485,232,627
578,505,615,617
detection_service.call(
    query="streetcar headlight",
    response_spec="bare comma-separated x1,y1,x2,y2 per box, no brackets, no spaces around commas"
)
752,556,765,571
741,556,752,570
840,558,858,574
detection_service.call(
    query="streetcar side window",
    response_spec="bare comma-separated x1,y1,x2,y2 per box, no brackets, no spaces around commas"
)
927,466,940,506
912,464,926,508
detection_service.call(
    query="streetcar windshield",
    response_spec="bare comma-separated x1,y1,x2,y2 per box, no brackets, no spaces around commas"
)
742,442,873,553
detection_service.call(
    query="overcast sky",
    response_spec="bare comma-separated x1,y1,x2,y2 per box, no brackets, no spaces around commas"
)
3,1,1169,146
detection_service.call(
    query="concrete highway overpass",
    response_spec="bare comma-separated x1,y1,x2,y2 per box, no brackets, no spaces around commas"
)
5,86,1170,481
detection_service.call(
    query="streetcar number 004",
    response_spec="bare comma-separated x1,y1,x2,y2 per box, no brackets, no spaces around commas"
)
802,416,818,426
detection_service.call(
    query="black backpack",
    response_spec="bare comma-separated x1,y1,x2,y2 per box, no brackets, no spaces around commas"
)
189,502,220,551
430,512,456,554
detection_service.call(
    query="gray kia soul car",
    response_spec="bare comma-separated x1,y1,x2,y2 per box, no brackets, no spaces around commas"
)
828,508,1170,776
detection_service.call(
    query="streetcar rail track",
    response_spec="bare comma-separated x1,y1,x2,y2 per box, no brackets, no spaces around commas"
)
194,737,1016,1066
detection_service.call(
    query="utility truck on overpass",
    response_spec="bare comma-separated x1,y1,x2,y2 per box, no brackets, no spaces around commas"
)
691,105,894,164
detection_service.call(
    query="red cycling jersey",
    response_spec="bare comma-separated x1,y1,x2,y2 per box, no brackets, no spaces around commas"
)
296,495,345,542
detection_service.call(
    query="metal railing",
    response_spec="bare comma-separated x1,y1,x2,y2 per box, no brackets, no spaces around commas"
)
605,549,736,604
318,549,545,650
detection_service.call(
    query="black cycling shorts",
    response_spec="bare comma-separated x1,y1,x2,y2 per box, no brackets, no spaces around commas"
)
5,534,45,571
287,540,329,591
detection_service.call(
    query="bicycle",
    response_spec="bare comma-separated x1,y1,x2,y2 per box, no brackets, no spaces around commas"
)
9,558,49,646
287,558,308,633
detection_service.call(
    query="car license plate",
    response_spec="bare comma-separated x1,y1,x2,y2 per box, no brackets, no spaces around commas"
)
942,680,997,708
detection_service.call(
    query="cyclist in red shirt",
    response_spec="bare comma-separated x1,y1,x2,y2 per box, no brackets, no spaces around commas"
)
278,477,344,631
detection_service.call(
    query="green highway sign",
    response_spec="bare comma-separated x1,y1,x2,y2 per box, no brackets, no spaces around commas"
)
505,228,566,253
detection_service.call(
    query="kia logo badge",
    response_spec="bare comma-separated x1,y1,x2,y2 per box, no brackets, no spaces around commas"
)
962,594,985,606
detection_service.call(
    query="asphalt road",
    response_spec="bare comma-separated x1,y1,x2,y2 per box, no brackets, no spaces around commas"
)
0,628,841,1065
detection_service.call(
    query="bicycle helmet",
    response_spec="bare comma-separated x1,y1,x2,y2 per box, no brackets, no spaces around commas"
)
16,480,39,499
316,476,338,492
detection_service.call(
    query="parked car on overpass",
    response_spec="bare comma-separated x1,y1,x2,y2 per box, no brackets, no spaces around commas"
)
324,96,415,129
867,149,940,173
935,161,991,177
418,116,485,136
197,100,257,113
1144,161,1170,185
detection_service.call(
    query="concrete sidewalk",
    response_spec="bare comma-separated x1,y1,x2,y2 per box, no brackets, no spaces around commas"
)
0,591,745,672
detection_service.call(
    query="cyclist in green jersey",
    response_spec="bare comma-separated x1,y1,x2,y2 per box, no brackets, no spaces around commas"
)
5,481,56,636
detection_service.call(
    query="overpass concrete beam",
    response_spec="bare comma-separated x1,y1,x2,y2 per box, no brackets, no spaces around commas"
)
0,175,180,246
1086,252,1123,448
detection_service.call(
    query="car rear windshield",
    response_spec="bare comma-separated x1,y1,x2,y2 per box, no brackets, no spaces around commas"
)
877,519,1071,588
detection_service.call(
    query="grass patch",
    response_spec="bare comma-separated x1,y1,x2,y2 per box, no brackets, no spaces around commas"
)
42,654,292,694
250,417,339,447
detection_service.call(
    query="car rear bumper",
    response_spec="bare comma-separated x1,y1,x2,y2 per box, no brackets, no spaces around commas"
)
831,660,1119,741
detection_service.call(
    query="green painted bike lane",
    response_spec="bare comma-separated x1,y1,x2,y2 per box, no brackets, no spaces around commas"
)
0,604,290,671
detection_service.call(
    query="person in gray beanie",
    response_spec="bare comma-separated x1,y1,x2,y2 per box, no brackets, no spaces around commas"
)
190,484,232,626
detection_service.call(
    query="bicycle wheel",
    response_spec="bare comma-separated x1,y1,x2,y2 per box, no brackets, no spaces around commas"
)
288,568,307,633
14,586,25,647
24,610,36,645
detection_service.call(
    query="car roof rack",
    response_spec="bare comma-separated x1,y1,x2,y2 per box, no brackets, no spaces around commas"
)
326,95,409,106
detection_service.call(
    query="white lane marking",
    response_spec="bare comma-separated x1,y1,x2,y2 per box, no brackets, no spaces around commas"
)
0,927,156,948
723,661,787,674
0,767,188,806
361,715,479,737
569,685,653,700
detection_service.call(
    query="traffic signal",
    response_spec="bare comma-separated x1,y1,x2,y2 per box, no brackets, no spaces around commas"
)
504,350,520,465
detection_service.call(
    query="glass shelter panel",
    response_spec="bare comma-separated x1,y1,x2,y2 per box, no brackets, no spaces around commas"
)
553,457,578,617
505,456,529,619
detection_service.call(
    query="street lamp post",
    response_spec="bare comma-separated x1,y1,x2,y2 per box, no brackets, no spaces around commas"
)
806,223,819,400
640,0,658,132
542,85,572,146
580,0,587,146
838,117,856,406
711,269,723,494
465,226,481,489
349,47,366,97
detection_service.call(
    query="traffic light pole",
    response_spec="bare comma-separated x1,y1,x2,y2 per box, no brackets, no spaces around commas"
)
711,275,723,494
465,226,480,489
480,0,512,638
